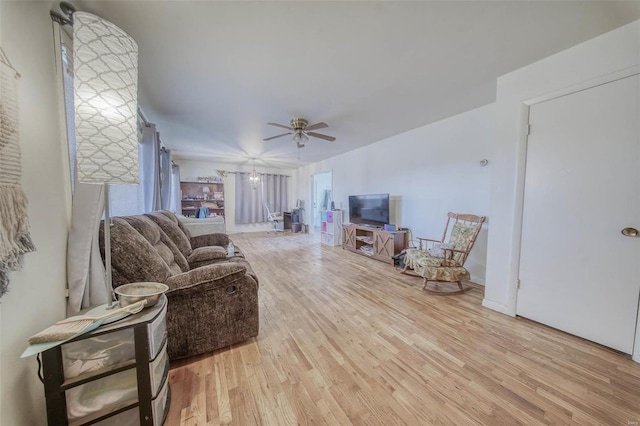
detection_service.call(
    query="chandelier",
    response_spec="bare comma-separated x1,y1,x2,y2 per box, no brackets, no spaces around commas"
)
248,158,261,189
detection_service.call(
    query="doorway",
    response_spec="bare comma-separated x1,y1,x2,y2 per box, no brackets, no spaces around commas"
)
517,74,640,354
311,171,332,234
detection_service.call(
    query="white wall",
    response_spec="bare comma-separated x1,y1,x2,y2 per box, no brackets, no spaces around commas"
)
484,20,640,318
174,159,295,234
293,104,494,284
0,2,70,425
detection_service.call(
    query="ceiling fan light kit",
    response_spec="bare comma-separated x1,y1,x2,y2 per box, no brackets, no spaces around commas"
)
265,118,335,147
293,130,309,146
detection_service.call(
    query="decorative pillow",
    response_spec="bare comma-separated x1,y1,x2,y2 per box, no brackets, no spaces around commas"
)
428,243,454,258
188,246,228,264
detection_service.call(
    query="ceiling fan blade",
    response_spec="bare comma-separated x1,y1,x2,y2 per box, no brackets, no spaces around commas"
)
263,132,293,141
305,122,328,131
267,122,293,131
307,132,336,142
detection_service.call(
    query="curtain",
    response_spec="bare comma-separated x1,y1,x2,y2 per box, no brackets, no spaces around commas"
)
235,173,265,224
159,148,172,210
262,174,288,218
170,163,181,213
235,173,288,224
140,124,161,212
66,183,108,315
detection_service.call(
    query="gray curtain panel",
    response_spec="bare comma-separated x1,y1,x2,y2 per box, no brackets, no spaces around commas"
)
262,174,288,218
159,148,172,210
235,173,288,224
235,173,265,224
139,124,162,212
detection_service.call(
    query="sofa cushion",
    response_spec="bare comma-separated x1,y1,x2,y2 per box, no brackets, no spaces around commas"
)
190,233,230,249
158,210,192,239
145,212,193,257
100,218,173,287
122,216,189,275
188,246,227,264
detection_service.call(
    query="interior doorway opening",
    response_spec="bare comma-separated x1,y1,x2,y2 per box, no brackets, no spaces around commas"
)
311,171,332,234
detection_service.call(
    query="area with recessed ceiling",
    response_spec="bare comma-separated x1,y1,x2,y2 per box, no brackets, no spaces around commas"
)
2,1,640,425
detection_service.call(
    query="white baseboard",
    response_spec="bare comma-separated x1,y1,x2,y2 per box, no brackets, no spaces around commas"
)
470,275,485,286
482,298,515,317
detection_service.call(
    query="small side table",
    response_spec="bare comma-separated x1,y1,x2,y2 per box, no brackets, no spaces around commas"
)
41,296,169,425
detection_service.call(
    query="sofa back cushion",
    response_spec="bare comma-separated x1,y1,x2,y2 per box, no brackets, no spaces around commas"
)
121,216,189,274
158,210,192,239
145,211,193,257
100,218,173,287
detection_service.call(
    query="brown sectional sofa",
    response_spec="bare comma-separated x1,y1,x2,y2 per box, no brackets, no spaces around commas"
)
99,211,259,360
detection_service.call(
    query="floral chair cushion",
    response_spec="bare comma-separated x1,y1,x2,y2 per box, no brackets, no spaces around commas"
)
404,248,429,270
404,220,481,283
450,222,477,250
404,248,470,281
415,256,470,282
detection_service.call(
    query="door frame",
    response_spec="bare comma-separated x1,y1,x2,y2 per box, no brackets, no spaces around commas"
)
509,66,640,362
310,171,332,234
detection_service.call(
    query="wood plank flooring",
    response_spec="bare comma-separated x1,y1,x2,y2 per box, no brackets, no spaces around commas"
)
167,232,640,425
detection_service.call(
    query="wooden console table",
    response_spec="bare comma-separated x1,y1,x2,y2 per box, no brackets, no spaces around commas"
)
342,224,407,264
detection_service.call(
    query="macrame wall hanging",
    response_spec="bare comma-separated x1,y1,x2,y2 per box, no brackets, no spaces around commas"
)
0,46,36,298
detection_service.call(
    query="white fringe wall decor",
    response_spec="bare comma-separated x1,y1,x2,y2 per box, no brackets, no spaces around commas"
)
0,53,36,298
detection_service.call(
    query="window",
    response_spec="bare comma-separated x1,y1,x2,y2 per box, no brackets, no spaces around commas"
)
235,173,288,224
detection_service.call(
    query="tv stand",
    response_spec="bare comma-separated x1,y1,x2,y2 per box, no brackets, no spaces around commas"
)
342,224,407,264
358,223,382,229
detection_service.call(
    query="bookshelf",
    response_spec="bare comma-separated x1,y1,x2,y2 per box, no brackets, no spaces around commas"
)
180,181,224,218
320,209,342,246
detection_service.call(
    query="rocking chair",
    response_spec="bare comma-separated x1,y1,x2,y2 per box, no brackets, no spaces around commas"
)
402,212,486,295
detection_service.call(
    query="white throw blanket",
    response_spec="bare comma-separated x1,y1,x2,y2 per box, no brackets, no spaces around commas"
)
0,59,35,297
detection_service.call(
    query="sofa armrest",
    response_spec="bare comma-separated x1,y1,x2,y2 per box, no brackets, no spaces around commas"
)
165,262,246,296
190,233,230,249
164,262,259,360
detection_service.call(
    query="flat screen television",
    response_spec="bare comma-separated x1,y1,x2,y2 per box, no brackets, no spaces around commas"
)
348,193,390,227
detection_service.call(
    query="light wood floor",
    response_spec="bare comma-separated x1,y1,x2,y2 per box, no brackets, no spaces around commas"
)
167,232,640,425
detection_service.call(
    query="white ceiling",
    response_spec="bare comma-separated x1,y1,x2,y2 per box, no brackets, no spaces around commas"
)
73,1,640,169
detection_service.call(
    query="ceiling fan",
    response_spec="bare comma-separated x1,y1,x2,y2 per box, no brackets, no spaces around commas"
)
264,118,336,147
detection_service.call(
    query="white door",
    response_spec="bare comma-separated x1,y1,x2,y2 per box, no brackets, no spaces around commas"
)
517,75,640,354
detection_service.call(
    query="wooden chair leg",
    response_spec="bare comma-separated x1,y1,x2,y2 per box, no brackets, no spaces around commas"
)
422,278,428,290
457,281,463,291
